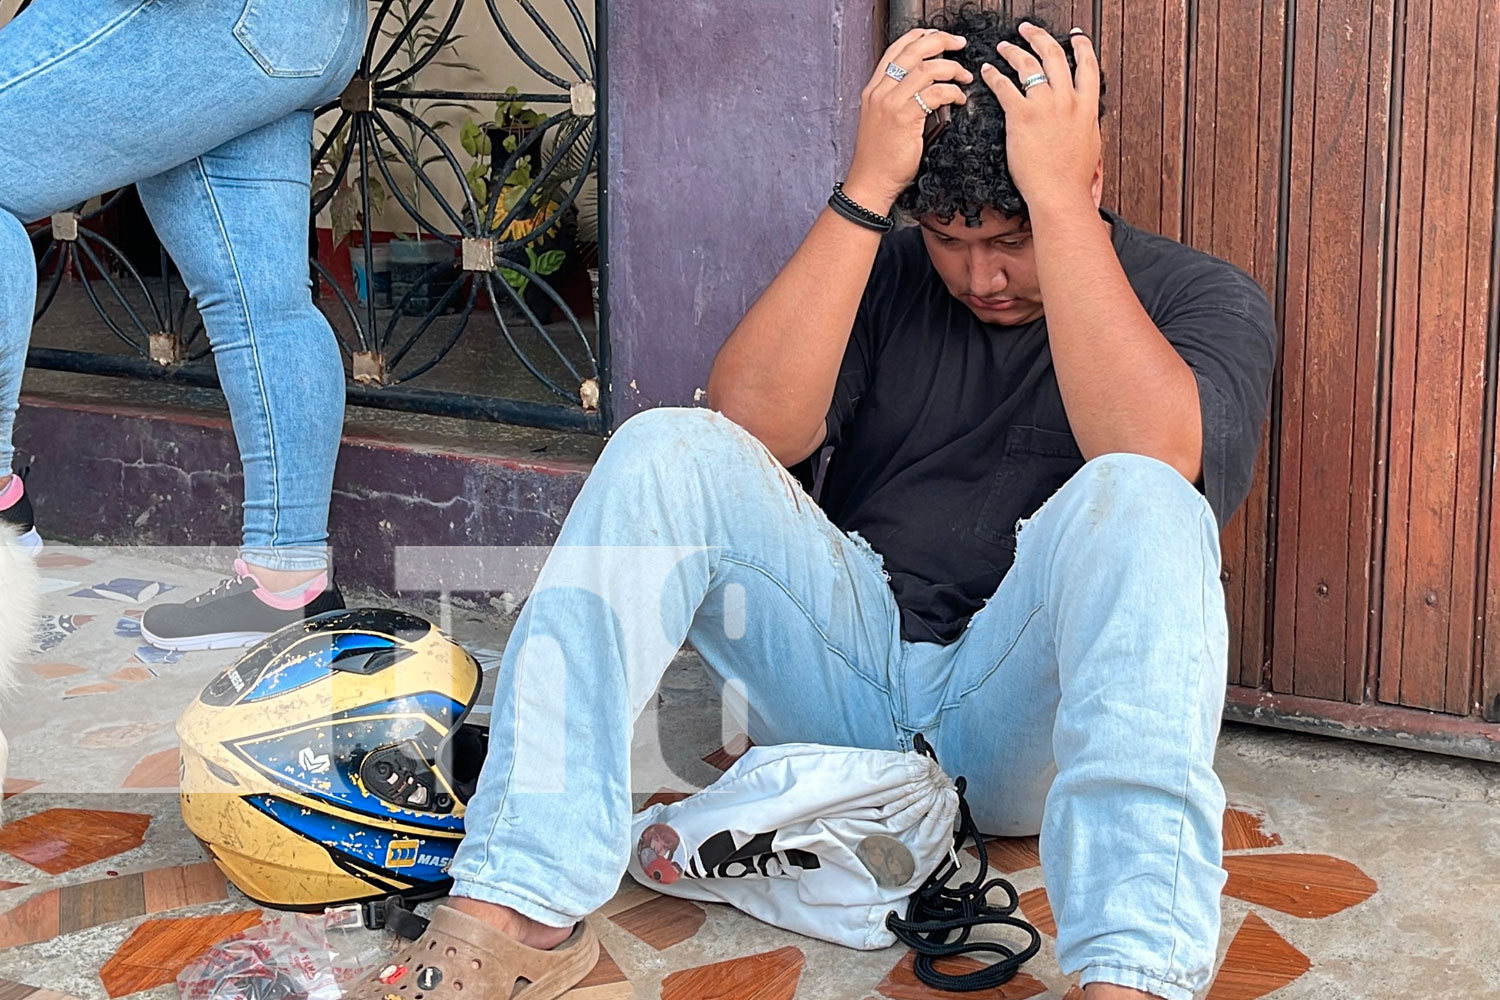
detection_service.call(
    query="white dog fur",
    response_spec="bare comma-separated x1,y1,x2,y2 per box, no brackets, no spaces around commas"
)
0,523,39,823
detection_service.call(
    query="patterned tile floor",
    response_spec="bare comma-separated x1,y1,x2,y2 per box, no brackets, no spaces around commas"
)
2,544,1498,998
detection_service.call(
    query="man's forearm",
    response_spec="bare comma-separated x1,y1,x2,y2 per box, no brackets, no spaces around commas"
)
1028,194,1203,481
707,194,886,465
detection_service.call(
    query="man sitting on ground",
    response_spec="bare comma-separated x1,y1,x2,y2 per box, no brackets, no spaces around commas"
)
348,9,1276,1000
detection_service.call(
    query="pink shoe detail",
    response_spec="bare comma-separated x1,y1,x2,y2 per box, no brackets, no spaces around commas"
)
0,474,22,511
235,558,330,611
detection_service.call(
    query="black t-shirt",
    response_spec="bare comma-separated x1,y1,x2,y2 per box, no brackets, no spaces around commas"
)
814,210,1277,645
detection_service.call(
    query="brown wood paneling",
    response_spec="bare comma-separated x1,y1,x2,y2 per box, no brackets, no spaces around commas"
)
1099,0,1188,239
1485,16,1500,727
1271,0,1392,702
1380,0,1500,713
1184,0,1286,689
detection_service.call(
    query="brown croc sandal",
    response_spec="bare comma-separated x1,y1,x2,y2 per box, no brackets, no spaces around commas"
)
346,905,600,1000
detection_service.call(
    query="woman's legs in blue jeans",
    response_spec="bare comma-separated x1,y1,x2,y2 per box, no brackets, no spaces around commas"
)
0,0,364,573
135,114,345,573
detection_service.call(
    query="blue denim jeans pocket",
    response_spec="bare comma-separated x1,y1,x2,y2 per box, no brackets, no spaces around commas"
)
233,0,350,78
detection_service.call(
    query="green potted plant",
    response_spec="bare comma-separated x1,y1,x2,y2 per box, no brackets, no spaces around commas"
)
461,99,596,324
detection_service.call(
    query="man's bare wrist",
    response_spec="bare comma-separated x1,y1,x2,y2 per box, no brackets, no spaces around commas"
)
1022,189,1099,228
839,176,899,219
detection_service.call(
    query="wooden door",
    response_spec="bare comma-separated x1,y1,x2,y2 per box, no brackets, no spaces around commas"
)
906,0,1500,759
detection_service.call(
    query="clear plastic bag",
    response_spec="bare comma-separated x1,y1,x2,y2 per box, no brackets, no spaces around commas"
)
178,910,401,1000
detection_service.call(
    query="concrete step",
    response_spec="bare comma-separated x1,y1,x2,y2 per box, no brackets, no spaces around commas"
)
13,370,603,593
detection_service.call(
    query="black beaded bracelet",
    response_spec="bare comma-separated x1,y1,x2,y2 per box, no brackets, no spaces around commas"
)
829,182,894,233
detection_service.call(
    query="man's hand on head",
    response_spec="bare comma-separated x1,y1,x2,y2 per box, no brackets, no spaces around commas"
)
980,22,1102,215
844,28,974,215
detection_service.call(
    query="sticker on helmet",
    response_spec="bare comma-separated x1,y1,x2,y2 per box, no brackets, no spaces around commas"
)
298,747,331,774
385,839,420,868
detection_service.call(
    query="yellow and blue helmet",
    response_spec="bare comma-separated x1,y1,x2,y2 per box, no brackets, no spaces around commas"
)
177,609,487,911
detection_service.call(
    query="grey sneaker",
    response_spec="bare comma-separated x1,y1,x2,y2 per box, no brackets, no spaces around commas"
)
140,560,345,651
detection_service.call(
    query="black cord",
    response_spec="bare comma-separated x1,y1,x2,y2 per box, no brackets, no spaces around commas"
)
886,736,1041,992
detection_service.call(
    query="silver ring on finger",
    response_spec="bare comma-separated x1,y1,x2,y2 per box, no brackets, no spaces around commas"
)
1021,72,1049,93
913,90,934,115
884,61,908,82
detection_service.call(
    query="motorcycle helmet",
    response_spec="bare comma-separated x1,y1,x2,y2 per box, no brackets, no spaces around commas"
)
177,609,489,911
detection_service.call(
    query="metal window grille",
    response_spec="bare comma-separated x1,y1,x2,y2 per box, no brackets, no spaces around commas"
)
22,0,609,434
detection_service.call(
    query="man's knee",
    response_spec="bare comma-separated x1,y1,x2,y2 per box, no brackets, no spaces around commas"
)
1055,452,1209,530
1017,453,1218,573
602,406,756,472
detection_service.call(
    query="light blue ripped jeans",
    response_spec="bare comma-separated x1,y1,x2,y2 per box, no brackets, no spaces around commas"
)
451,407,1230,1000
0,0,366,571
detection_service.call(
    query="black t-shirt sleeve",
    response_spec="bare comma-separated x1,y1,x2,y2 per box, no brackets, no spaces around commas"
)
823,300,875,451
822,231,913,450
1155,269,1277,527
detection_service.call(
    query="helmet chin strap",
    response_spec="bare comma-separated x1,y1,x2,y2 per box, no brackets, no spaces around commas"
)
356,891,441,939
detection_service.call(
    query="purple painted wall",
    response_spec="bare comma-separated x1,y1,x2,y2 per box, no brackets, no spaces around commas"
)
605,0,880,423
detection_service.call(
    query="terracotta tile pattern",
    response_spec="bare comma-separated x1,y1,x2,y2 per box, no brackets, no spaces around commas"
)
702,733,754,772
35,553,92,569
108,667,157,684
2,779,40,799
608,893,706,950
62,682,120,698
142,863,228,913
0,882,24,891
966,835,1041,874
123,748,182,790
1205,912,1311,1000
877,951,1048,999
0,890,61,951
29,663,87,680
570,941,635,1000
965,805,1280,873
1017,887,1055,938
596,879,658,920
99,911,263,998
0,863,229,949
0,808,152,875
1223,852,1377,918
1222,807,1283,851
660,945,804,1000
1061,989,1085,1000
58,873,146,935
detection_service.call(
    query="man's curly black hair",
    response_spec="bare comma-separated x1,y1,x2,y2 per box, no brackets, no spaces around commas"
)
895,5,1107,226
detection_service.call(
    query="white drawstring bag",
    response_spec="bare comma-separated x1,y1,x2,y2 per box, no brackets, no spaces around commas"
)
627,741,960,951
